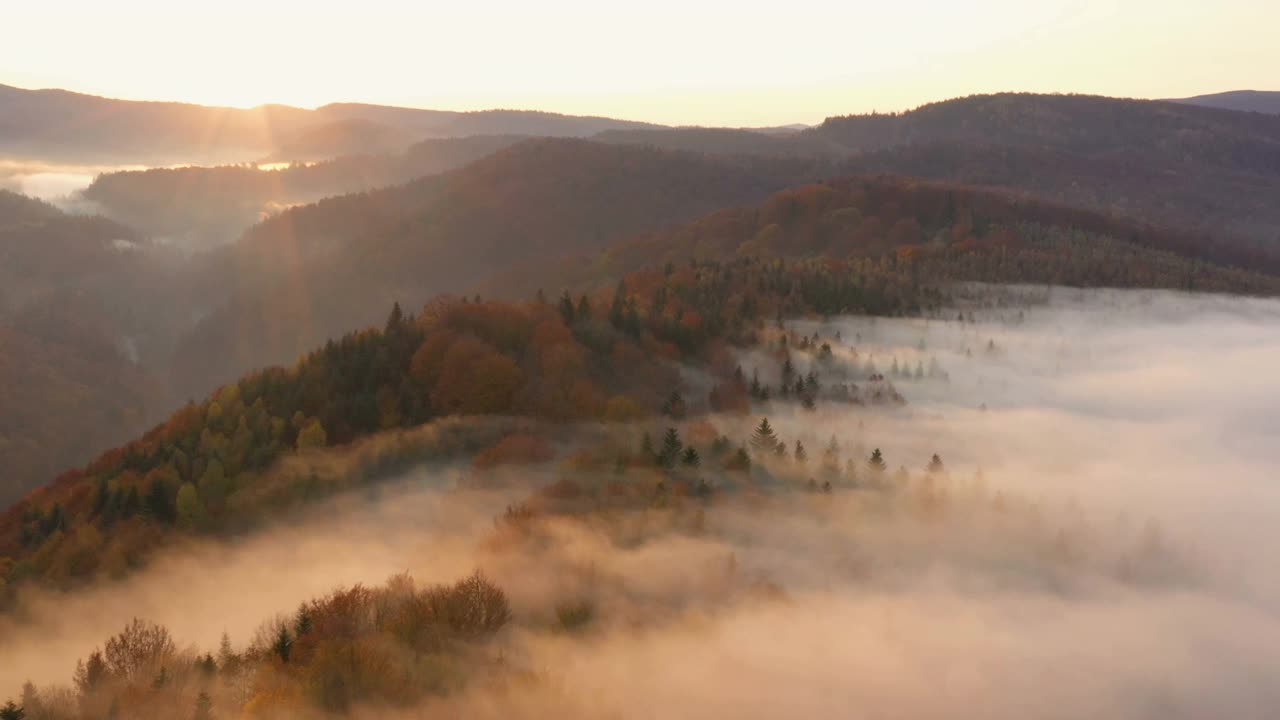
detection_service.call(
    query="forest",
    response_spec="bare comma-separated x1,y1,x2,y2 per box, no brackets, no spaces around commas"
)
5,83,1280,719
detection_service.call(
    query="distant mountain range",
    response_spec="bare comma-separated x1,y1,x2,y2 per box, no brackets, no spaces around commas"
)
0,84,662,164
1170,90,1280,115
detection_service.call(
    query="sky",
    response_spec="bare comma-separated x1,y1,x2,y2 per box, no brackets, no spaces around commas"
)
3,0,1276,126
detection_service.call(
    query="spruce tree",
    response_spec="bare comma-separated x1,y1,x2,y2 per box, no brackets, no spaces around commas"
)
558,291,575,325
659,428,683,468
681,447,700,467
193,692,213,720
927,454,945,474
749,418,779,453
868,448,887,473
272,625,292,664
747,415,778,448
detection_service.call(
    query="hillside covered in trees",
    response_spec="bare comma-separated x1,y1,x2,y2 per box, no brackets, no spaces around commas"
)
595,94,1280,251
165,140,829,400
81,135,528,249
5,185,1276,603
0,192,185,507
7,130,1280,510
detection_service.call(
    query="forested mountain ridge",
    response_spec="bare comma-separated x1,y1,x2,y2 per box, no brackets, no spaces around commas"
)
485,174,1280,300
593,94,1280,250
81,135,529,248
5,164,1280,606
166,139,832,400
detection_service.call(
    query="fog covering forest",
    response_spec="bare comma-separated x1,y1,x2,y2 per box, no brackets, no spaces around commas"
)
4,288,1279,719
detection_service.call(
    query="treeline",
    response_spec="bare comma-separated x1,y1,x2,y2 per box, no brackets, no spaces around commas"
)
508,176,1280,297
4,571,511,720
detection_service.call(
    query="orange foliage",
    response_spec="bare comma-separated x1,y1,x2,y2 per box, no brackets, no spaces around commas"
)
432,336,525,415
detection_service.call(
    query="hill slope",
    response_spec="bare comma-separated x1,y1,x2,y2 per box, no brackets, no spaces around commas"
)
592,94,1280,250
167,139,830,397
81,135,528,249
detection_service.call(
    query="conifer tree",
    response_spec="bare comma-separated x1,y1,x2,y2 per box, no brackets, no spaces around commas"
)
927,453,945,474
659,428,683,468
749,418,780,453
868,448,887,473
193,692,213,720
558,291,575,325
681,447,700,467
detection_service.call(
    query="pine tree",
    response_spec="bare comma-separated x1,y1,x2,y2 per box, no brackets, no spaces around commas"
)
927,454,945,474
749,418,779,453
794,440,807,463
868,448,887,473
558,291,575,325
576,295,592,322
659,428,683,468
295,603,313,638
0,701,23,720
640,432,655,463
681,447,700,467
18,685,36,720
217,632,238,675
624,299,642,337
272,625,292,664
196,654,216,676
384,301,405,334
608,281,627,329
193,691,213,720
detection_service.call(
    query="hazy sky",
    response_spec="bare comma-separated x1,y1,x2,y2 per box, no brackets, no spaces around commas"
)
4,0,1275,125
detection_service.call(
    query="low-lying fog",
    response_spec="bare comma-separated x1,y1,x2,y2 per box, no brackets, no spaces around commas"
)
0,160,129,204
5,286,1280,717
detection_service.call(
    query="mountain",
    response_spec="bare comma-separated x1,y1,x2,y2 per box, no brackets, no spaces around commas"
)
6,169,1280,603
1171,90,1280,115
806,94,1280,248
588,93,1280,250
486,174,1280,300
167,139,832,399
0,191,196,506
0,84,661,164
81,135,529,249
